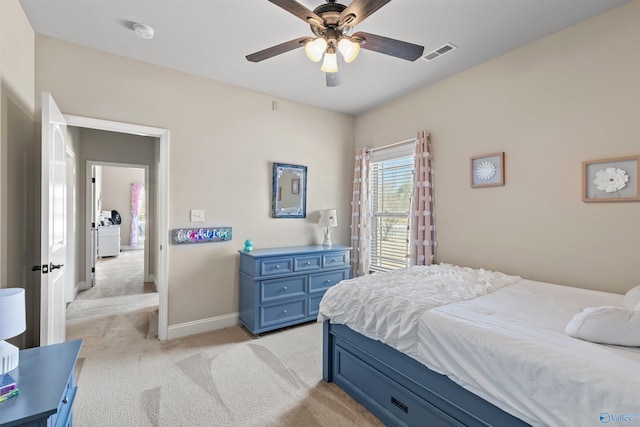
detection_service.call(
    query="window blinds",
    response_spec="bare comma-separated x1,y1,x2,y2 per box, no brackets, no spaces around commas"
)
370,151,414,273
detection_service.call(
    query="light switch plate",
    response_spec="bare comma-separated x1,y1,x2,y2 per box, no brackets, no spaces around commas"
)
190,209,205,222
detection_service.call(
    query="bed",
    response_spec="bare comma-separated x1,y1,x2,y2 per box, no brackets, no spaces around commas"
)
318,264,640,427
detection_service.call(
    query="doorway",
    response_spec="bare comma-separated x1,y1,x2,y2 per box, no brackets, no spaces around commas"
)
64,115,169,340
87,163,150,289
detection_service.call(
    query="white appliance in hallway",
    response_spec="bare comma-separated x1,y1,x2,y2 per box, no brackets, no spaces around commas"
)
97,210,121,258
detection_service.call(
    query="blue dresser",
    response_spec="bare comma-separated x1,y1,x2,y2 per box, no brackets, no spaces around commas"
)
0,339,82,427
239,245,351,336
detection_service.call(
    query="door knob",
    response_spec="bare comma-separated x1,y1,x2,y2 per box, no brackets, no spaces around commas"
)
31,264,49,273
50,263,64,271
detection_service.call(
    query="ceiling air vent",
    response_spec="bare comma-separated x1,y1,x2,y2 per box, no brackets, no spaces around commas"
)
423,43,457,61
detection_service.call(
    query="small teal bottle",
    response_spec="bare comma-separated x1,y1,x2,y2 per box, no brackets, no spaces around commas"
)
243,239,253,252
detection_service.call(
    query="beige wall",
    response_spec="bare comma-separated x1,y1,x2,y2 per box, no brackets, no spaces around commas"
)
0,0,36,347
101,165,145,248
355,1,640,294
35,37,355,325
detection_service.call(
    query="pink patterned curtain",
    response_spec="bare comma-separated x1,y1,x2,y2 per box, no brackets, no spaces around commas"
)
130,183,144,247
351,147,372,276
410,131,437,266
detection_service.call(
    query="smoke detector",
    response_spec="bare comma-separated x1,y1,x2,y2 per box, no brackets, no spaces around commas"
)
133,23,155,40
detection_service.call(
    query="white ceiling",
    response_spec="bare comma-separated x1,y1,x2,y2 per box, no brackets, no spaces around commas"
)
19,0,631,115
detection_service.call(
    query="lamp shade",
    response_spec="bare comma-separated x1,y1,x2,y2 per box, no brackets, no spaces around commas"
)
320,52,339,73
305,38,327,62
0,288,26,341
338,38,360,63
318,209,338,227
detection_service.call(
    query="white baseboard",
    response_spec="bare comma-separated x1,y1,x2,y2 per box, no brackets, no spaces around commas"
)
167,313,240,340
69,282,83,302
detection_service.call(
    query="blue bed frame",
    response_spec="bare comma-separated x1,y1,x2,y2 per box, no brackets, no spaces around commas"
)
322,321,531,426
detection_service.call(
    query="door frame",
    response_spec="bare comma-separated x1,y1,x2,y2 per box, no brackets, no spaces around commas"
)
65,114,170,341
86,161,150,286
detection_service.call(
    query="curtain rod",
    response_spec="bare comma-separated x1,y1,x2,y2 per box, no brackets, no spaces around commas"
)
368,138,414,152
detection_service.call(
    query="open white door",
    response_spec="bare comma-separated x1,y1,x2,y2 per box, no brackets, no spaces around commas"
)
38,93,68,345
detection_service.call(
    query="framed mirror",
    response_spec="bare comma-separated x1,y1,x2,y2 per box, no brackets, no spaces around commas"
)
272,162,307,218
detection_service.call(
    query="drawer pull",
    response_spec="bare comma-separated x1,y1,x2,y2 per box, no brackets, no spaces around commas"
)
62,396,69,404
274,265,280,269
282,286,288,291
306,261,311,265
331,258,337,262
324,280,331,284
282,309,287,314
391,396,408,413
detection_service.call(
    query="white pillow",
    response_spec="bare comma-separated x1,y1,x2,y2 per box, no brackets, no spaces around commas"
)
565,306,640,347
623,286,640,311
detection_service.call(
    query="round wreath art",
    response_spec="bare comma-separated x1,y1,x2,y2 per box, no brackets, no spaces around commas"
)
475,161,496,181
593,167,629,193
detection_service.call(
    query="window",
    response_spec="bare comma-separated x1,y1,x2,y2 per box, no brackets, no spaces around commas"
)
370,144,414,273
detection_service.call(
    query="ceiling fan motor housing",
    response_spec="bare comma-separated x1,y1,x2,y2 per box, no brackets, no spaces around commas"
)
310,1,350,42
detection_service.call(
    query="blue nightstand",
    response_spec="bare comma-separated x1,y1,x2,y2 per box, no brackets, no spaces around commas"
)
0,339,82,427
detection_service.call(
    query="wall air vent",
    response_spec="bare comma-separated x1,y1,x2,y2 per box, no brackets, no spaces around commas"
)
423,43,457,61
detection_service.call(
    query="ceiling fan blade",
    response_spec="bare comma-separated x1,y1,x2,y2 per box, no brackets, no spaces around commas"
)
269,0,325,27
246,37,309,62
339,0,391,28
353,31,424,61
326,69,342,87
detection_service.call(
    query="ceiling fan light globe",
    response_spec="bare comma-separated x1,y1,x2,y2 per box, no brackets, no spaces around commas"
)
320,52,339,73
305,38,327,62
338,38,360,63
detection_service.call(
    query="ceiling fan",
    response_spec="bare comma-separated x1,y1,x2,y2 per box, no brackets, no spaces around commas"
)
246,0,425,87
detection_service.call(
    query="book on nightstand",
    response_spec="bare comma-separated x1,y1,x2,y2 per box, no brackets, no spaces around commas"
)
0,388,19,403
0,373,17,396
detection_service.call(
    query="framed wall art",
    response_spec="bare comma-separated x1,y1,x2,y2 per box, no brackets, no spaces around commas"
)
583,155,640,202
470,152,504,188
272,162,307,218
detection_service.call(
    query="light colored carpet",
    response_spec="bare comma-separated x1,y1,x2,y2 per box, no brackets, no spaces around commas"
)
66,251,383,426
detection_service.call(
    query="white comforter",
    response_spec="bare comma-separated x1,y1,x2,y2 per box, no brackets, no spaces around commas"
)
318,263,521,356
318,264,640,427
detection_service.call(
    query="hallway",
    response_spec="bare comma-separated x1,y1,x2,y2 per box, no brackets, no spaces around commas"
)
66,249,158,340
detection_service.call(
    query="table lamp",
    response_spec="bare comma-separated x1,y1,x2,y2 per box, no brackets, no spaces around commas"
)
0,288,26,374
318,209,338,248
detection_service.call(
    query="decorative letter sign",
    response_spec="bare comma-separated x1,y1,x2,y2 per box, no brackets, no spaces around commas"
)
171,227,232,244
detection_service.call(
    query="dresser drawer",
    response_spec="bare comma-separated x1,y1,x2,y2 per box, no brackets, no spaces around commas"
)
309,269,350,293
309,294,324,317
334,345,465,427
261,276,306,303
260,257,293,276
53,378,77,427
261,299,306,327
323,251,349,269
294,254,322,272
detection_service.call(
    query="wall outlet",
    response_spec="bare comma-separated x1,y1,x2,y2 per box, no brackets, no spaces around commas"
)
190,209,205,222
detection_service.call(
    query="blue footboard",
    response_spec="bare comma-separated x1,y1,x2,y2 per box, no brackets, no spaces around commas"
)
322,321,531,427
